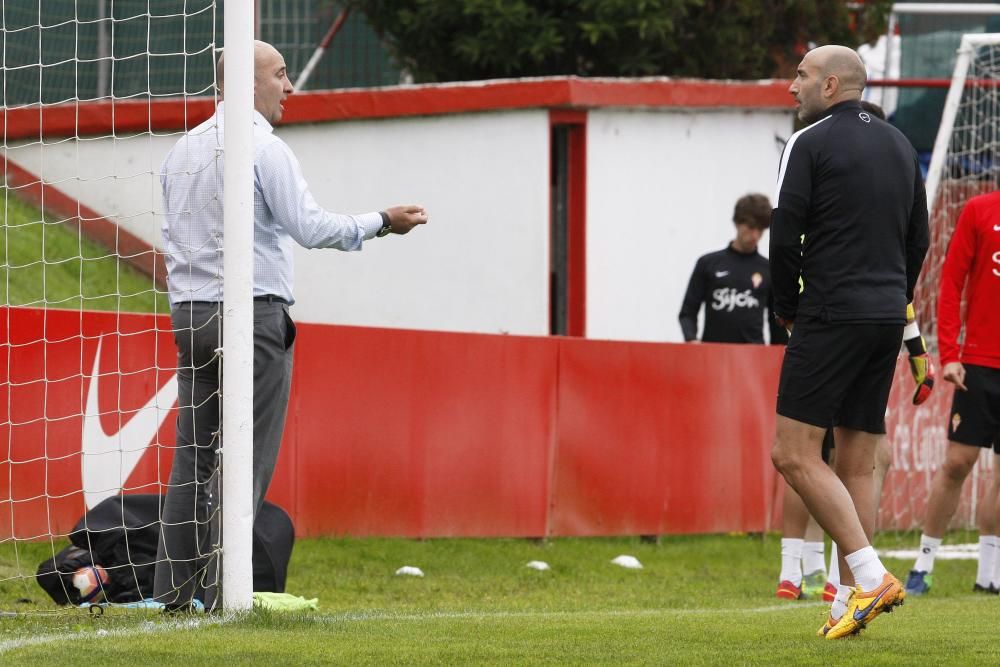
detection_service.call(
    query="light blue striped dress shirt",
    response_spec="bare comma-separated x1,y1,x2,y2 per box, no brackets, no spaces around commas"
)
160,102,383,305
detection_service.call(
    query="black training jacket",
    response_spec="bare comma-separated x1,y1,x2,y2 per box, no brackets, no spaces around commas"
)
678,244,788,344
770,100,929,324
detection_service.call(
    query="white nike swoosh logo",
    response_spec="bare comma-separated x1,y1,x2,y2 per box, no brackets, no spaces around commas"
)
994,224,1000,231
81,337,177,509
715,271,729,278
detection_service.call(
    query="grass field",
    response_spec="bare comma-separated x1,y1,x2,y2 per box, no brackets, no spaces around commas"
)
2,533,998,665
1,191,167,313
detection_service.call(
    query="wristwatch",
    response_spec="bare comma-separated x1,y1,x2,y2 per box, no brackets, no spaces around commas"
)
376,211,392,237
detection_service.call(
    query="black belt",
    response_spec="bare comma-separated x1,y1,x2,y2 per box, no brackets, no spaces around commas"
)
253,295,290,305
175,295,290,307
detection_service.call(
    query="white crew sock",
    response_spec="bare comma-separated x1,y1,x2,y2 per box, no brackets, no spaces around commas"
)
802,541,826,575
780,538,804,586
914,534,942,573
828,542,840,587
830,583,853,621
977,535,999,588
845,546,888,592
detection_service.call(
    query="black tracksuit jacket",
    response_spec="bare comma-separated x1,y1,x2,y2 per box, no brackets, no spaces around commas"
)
770,100,929,325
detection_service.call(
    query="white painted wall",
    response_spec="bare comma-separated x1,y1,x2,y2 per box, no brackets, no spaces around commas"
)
10,111,551,335
8,102,793,340
585,108,793,343
280,111,550,334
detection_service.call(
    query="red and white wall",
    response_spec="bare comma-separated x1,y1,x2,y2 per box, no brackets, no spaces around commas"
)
2,78,982,539
3,77,794,340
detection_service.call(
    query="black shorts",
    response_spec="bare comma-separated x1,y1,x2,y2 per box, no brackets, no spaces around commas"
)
776,319,903,434
948,364,1000,453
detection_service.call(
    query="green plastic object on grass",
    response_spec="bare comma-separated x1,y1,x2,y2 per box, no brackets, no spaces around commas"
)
252,592,319,612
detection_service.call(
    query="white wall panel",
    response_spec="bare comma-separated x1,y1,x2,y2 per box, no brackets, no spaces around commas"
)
10,111,551,335
585,108,793,343
281,111,550,333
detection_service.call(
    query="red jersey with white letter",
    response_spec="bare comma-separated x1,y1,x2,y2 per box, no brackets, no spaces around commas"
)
937,191,1000,369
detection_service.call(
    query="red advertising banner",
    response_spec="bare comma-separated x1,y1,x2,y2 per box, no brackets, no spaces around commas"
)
0,308,177,539
549,337,781,536
1,307,978,540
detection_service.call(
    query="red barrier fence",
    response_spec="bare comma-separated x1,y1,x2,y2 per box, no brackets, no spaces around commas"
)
276,326,784,537
2,307,981,539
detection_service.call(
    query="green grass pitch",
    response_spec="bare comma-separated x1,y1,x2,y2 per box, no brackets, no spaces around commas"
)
1,533,999,665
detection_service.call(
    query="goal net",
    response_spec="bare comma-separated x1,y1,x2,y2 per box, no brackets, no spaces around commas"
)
880,32,1000,535
0,1,253,613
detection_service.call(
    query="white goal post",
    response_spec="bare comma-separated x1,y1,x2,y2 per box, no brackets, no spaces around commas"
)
221,1,256,613
0,1,255,614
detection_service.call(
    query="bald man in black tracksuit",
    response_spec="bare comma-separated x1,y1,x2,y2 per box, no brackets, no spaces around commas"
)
768,45,928,640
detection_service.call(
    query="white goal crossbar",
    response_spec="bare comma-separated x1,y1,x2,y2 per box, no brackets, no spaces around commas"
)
891,3,1000,16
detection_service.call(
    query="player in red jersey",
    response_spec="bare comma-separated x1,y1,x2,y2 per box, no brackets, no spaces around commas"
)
905,191,1000,596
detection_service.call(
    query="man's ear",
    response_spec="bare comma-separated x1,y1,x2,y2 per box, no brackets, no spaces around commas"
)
823,75,839,99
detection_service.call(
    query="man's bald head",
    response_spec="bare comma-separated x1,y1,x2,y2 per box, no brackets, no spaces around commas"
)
809,45,867,95
789,44,868,124
215,40,285,92
215,40,292,123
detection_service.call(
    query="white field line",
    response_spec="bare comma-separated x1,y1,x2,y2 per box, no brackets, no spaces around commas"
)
0,614,233,655
881,542,979,561
0,603,823,654
314,602,828,624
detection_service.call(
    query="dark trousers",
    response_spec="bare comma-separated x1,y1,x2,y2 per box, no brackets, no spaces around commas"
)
153,300,295,609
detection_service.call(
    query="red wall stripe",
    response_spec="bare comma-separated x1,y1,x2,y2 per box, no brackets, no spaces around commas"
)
1,78,794,141
1,97,217,142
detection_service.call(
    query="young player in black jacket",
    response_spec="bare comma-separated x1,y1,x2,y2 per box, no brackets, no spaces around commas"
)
678,193,788,345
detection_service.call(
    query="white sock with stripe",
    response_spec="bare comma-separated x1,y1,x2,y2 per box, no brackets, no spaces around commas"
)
914,534,942,573
977,535,999,588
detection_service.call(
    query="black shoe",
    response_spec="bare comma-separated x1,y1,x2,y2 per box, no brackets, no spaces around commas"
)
972,583,999,595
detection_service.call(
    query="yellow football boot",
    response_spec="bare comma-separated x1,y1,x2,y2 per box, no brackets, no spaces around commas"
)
816,614,837,637
825,573,905,640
